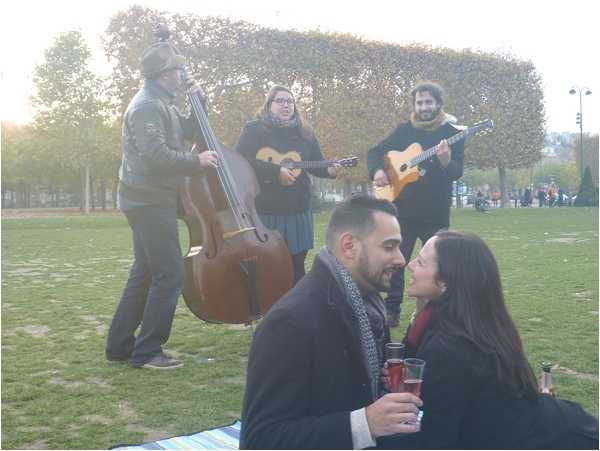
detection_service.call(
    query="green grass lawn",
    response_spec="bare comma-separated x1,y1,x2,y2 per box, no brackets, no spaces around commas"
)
2,207,598,449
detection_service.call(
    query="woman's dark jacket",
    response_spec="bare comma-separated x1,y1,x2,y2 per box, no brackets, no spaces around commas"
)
240,256,389,449
236,119,331,215
367,122,464,227
380,321,599,449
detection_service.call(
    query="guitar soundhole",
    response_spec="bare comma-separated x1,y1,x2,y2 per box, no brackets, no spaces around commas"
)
399,164,408,172
267,157,273,162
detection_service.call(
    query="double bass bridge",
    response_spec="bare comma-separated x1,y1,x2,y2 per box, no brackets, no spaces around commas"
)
222,227,256,240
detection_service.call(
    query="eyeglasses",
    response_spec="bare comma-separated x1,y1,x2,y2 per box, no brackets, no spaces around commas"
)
273,98,295,105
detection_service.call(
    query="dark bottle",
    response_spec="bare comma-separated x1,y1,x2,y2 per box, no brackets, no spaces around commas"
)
540,362,556,397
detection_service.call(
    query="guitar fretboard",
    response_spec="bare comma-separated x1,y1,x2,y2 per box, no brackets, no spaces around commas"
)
290,160,339,169
410,127,477,167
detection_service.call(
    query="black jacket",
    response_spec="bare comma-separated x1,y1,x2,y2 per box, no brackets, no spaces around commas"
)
240,255,389,449
379,323,599,449
118,80,203,207
367,122,464,227
236,120,331,215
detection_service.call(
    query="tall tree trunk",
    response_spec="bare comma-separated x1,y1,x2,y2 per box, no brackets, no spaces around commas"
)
80,168,85,211
100,180,107,210
498,166,508,208
90,175,96,211
455,182,463,208
343,177,352,198
312,175,322,202
81,164,91,214
359,181,368,195
112,181,118,209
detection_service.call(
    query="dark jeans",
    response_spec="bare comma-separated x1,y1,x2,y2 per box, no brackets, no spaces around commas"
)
386,219,445,315
292,250,308,285
106,206,184,366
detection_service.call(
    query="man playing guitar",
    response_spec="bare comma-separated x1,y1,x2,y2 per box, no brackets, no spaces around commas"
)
367,81,465,327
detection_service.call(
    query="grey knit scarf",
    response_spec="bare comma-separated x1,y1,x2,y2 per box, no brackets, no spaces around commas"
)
266,111,298,129
317,248,381,399
410,110,460,131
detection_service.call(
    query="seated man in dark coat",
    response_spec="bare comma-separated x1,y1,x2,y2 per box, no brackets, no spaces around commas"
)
240,195,422,449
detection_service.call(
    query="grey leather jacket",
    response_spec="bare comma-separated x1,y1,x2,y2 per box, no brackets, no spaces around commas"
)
118,79,202,207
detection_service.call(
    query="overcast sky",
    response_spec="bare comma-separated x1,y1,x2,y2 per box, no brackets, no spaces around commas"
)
1,0,597,133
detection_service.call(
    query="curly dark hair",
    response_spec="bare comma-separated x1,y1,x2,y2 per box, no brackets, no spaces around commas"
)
411,81,444,106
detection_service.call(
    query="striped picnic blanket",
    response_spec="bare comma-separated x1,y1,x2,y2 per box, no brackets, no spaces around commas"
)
112,420,240,450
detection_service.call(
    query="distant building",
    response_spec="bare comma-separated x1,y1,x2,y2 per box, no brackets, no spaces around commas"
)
542,132,577,163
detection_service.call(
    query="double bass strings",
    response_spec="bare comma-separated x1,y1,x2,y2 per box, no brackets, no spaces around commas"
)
188,92,250,231
161,28,248,231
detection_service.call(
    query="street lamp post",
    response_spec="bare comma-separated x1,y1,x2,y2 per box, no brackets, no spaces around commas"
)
569,85,592,179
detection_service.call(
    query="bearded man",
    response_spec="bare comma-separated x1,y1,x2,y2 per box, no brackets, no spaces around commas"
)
240,194,422,449
367,81,465,327
105,41,217,369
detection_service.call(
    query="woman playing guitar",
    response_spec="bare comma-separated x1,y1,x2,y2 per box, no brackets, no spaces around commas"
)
236,85,339,284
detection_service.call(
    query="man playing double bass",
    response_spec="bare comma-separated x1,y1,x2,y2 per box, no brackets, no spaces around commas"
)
105,41,217,369
367,81,464,327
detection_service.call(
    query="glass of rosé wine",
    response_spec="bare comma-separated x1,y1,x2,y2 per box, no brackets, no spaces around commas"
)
401,358,425,431
402,358,425,397
384,343,405,393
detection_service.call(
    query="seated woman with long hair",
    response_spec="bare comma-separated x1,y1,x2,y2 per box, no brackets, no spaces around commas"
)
382,230,598,449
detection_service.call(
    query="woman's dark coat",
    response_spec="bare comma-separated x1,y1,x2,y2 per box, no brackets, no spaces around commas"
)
380,322,599,449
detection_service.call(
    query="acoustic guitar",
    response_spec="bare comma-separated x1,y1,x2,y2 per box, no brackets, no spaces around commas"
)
256,147,359,177
373,119,494,202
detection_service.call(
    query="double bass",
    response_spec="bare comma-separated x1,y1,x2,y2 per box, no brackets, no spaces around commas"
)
155,25,294,324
